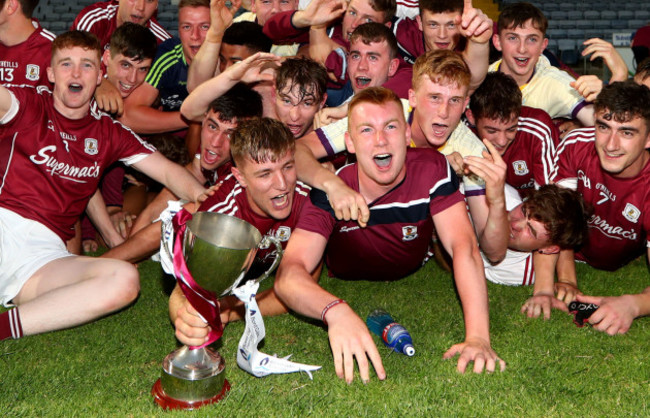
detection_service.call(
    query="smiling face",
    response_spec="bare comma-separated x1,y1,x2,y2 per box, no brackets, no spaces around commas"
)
507,203,553,252
348,38,398,94
274,83,324,138
251,0,298,26
493,20,548,86
417,9,461,51
342,0,388,40
47,46,102,119
103,51,151,98
200,109,236,171
345,100,411,198
178,6,210,63
594,110,650,178
232,150,297,220
408,75,469,147
472,113,519,155
117,0,158,26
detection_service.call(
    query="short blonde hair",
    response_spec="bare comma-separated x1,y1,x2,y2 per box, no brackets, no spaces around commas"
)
412,50,470,91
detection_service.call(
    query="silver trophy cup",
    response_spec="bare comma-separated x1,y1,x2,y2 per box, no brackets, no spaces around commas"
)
152,212,282,410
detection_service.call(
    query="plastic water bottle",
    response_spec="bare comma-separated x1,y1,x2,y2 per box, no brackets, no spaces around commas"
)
366,309,415,356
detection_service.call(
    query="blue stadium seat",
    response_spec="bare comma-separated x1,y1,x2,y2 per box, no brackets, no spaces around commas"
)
630,20,646,30
593,20,612,30
619,11,635,20
547,28,568,39
549,10,567,21
558,20,575,30
583,11,600,20
600,11,617,20
585,29,605,40
546,39,559,56
610,20,629,30
558,39,579,65
576,20,594,30
567,29,586,40
559,2,574,11
638,11,650,20
567,11,583,21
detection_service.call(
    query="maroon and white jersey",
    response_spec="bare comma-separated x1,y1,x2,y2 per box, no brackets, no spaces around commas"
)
71,0,171,50
0,86,155,241
297,148,464,281
198,174,310,270
0,20,54,88
551,128,650,270
501,106,559,195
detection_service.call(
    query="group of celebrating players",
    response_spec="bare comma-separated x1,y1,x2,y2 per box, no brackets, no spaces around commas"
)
1,0,650,382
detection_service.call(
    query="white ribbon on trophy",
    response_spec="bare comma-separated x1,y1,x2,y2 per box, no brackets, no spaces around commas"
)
159,201,321,379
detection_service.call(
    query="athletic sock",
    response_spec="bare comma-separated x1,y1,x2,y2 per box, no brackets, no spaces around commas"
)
0,308,23,340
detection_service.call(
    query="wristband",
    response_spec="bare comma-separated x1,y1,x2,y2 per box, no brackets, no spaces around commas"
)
321,299,347,326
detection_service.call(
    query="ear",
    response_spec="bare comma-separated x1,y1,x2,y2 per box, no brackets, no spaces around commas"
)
319,94,328,110
542,37,549,51
644,128,650,149
384,20,391,29
102,49,111,68
416,14,423,32
463,95,470,110
387,58,399,78
492,33,502,52
404,122,412,148
47,66,55,84
344,131,356,154
250,0,257,13
538,244,560,255
5,0,18,14
465,108,476,126
408,88,416,109
231,166,247,188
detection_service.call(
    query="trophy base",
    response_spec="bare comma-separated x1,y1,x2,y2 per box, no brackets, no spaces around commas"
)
151,378,231,410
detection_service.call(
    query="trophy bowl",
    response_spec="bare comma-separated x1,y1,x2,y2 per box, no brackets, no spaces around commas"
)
153,212,271,410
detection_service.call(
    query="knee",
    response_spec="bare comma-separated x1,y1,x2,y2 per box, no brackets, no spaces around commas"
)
106,262,141,309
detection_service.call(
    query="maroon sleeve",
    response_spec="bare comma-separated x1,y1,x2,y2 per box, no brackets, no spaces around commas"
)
262,11,309,45
295,194,336,239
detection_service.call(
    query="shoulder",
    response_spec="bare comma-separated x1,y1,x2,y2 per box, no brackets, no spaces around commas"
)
533,55,576,84
33,21,56,43
445,122,486,157
73,1,116,29
148,18,172,42
198,175,241,212
518,107,557,139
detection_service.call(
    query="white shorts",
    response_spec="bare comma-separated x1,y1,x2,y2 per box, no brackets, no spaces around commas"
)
0,207,72,306
483,248,535,286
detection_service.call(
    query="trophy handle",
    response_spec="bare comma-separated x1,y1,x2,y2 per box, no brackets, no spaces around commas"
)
253,235,284,284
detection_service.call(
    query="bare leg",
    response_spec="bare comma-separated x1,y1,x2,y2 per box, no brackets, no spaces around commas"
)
12,256,140,337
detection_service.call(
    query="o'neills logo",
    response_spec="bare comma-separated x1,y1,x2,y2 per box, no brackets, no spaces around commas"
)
588,214,638,241
29,145,100,182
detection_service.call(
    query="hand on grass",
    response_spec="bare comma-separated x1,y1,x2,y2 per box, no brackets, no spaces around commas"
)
555,281,581,304
443,336,505,373
521,292,568,319
326,304,386,383
577,294,637,335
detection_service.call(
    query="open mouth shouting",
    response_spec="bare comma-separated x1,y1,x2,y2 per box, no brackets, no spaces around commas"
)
373,153,392,169
68,83,83,93
354,76,372,90
286,124,304,137
514,57,530,68
203,149,220,166
271,192,290,210
434,42,451,50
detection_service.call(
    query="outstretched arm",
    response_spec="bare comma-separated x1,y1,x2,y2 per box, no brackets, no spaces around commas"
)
119,83,188,134
131,152,206,204
435,200,505,373
275,228,385,383
295,139,369,227
186,0,242,91
458,0,492,93
181,52,280,121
